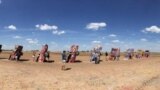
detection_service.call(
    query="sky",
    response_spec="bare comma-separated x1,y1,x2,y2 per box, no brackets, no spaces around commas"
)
0,0,160,52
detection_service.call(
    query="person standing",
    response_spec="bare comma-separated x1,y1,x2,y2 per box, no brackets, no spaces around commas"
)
105,51,108,61
115,48,120,61
61,50,67,70
32,51,36,61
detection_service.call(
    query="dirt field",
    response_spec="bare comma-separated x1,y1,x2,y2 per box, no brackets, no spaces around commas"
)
0,52,160,90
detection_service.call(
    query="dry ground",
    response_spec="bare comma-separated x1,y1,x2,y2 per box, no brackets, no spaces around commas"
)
0,51,160,90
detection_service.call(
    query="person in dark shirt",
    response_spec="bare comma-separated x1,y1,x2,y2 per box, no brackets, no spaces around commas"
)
61,50,67,70
105,51,108,61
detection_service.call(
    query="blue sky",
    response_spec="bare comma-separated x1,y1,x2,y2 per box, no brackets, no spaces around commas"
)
0,0,160,52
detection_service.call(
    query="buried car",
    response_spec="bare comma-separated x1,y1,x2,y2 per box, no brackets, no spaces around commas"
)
8,45,23,60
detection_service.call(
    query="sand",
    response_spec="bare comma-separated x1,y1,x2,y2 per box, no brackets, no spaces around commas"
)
0,52,160,90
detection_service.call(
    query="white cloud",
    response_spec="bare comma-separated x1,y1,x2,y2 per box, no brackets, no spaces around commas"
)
143,25,160,33
63,45,70,50
36,24,65,35
141,38,148,42
102,36,106,39
92,40,101,44
112,40,120,43
13,36,22,39
52,30,65,35
26,38,39,44
5,25,17,30
141,30,147,33
51,41,58,47
36,24,58,31
86,22,106,30
109,34,117,37
82,44,87,48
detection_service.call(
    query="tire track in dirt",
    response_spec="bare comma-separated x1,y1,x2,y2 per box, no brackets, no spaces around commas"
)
135,75,159,90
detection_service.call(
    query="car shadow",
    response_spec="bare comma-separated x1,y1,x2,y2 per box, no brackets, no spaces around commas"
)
44,60,55,63
64,68,71,71
0,58,8,60
18,59,30,62
74,60,82,63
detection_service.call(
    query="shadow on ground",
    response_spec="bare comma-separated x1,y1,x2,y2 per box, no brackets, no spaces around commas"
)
44,60,55,63
64,68,71,71
0,58,8,60
18,59,30,62
74,60,82,63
